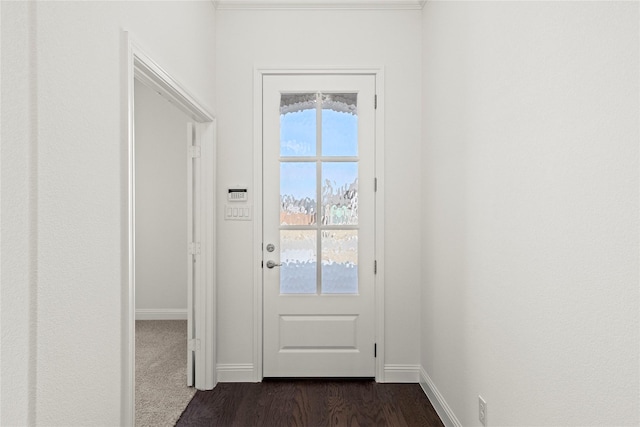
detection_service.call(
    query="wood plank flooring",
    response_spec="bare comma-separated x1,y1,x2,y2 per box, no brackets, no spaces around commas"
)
176,380,444,427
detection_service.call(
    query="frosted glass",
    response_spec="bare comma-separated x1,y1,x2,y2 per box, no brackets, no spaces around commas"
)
321,93,358,157
280,93,316,157
281,162,317,225
280,230,317,294
321,162,358,225
322,230,358,294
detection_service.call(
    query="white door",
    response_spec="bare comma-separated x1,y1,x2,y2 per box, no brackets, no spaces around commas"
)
186,121,216,390
263,74,376,377
187,123,196,386
186,123,205,387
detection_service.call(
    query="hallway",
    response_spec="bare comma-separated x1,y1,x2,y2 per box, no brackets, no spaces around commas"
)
1,1,637,425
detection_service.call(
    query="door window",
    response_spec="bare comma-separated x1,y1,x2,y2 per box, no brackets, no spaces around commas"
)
279,93,360,295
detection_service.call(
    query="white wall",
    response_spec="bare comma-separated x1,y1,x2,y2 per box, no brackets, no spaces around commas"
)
134,80,190,318
0,2,215,425
215,9,422,376
421,2,639,426
1,2,37,424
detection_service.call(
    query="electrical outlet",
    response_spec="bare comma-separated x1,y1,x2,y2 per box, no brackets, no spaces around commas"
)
479,396,487,426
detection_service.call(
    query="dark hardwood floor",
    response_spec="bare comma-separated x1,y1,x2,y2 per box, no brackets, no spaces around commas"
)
176,380,444,427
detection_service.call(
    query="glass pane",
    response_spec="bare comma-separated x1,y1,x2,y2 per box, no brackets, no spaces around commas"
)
321,162,358,225
321,93,358,157
322,230,358,294
280,93,316,157
281,230,317,294
281,162,316,226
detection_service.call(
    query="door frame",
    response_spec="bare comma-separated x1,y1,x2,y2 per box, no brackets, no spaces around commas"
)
122,31,217,426
252,67,386,382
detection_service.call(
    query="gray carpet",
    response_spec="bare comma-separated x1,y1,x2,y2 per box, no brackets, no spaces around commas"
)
136,320,196,427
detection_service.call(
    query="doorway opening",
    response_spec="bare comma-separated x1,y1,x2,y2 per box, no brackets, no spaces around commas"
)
133,78,195,426
123,33,216,426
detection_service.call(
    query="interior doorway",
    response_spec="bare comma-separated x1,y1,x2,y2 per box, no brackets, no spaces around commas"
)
134,80,191,324
124,33,217,426
133,79,195,426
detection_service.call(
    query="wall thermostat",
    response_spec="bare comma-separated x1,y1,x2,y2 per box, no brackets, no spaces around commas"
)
228,188,248,202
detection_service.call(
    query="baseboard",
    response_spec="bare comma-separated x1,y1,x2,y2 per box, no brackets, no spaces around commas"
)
216,364,255,382
419,366,462,427
135,308,188,320
383,364,420,383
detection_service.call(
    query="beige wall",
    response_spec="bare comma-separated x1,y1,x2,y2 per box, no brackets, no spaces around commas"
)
421,2,639,425
1,2,216,424
215,9,423,373
134,80,191,317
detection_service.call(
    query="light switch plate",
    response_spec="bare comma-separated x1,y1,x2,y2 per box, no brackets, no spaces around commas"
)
224,204,252,221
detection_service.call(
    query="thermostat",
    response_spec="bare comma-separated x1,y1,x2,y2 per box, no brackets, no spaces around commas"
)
228,188,248,202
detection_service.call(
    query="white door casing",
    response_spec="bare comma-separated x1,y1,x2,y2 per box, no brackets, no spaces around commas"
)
262,74,376,377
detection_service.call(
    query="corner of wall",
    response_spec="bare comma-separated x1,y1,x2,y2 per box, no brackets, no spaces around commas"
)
419,366,461,427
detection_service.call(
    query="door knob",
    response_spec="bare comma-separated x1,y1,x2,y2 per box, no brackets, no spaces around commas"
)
266,260,282,269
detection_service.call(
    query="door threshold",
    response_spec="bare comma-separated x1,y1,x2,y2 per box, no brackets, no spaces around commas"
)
263,377,375,382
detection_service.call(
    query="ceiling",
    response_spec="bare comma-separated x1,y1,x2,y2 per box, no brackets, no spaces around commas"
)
212,0,426,10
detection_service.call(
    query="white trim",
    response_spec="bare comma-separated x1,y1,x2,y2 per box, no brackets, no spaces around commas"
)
214,0,426,10
216,364,256,383
383,364,420,383
252,68,264,382
123,30,217,426
253,67,385,382
202,119,218,391
419,366,462,427
135,309,188,320
134,53,213,123
122,31,135,427
374,68,386,383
